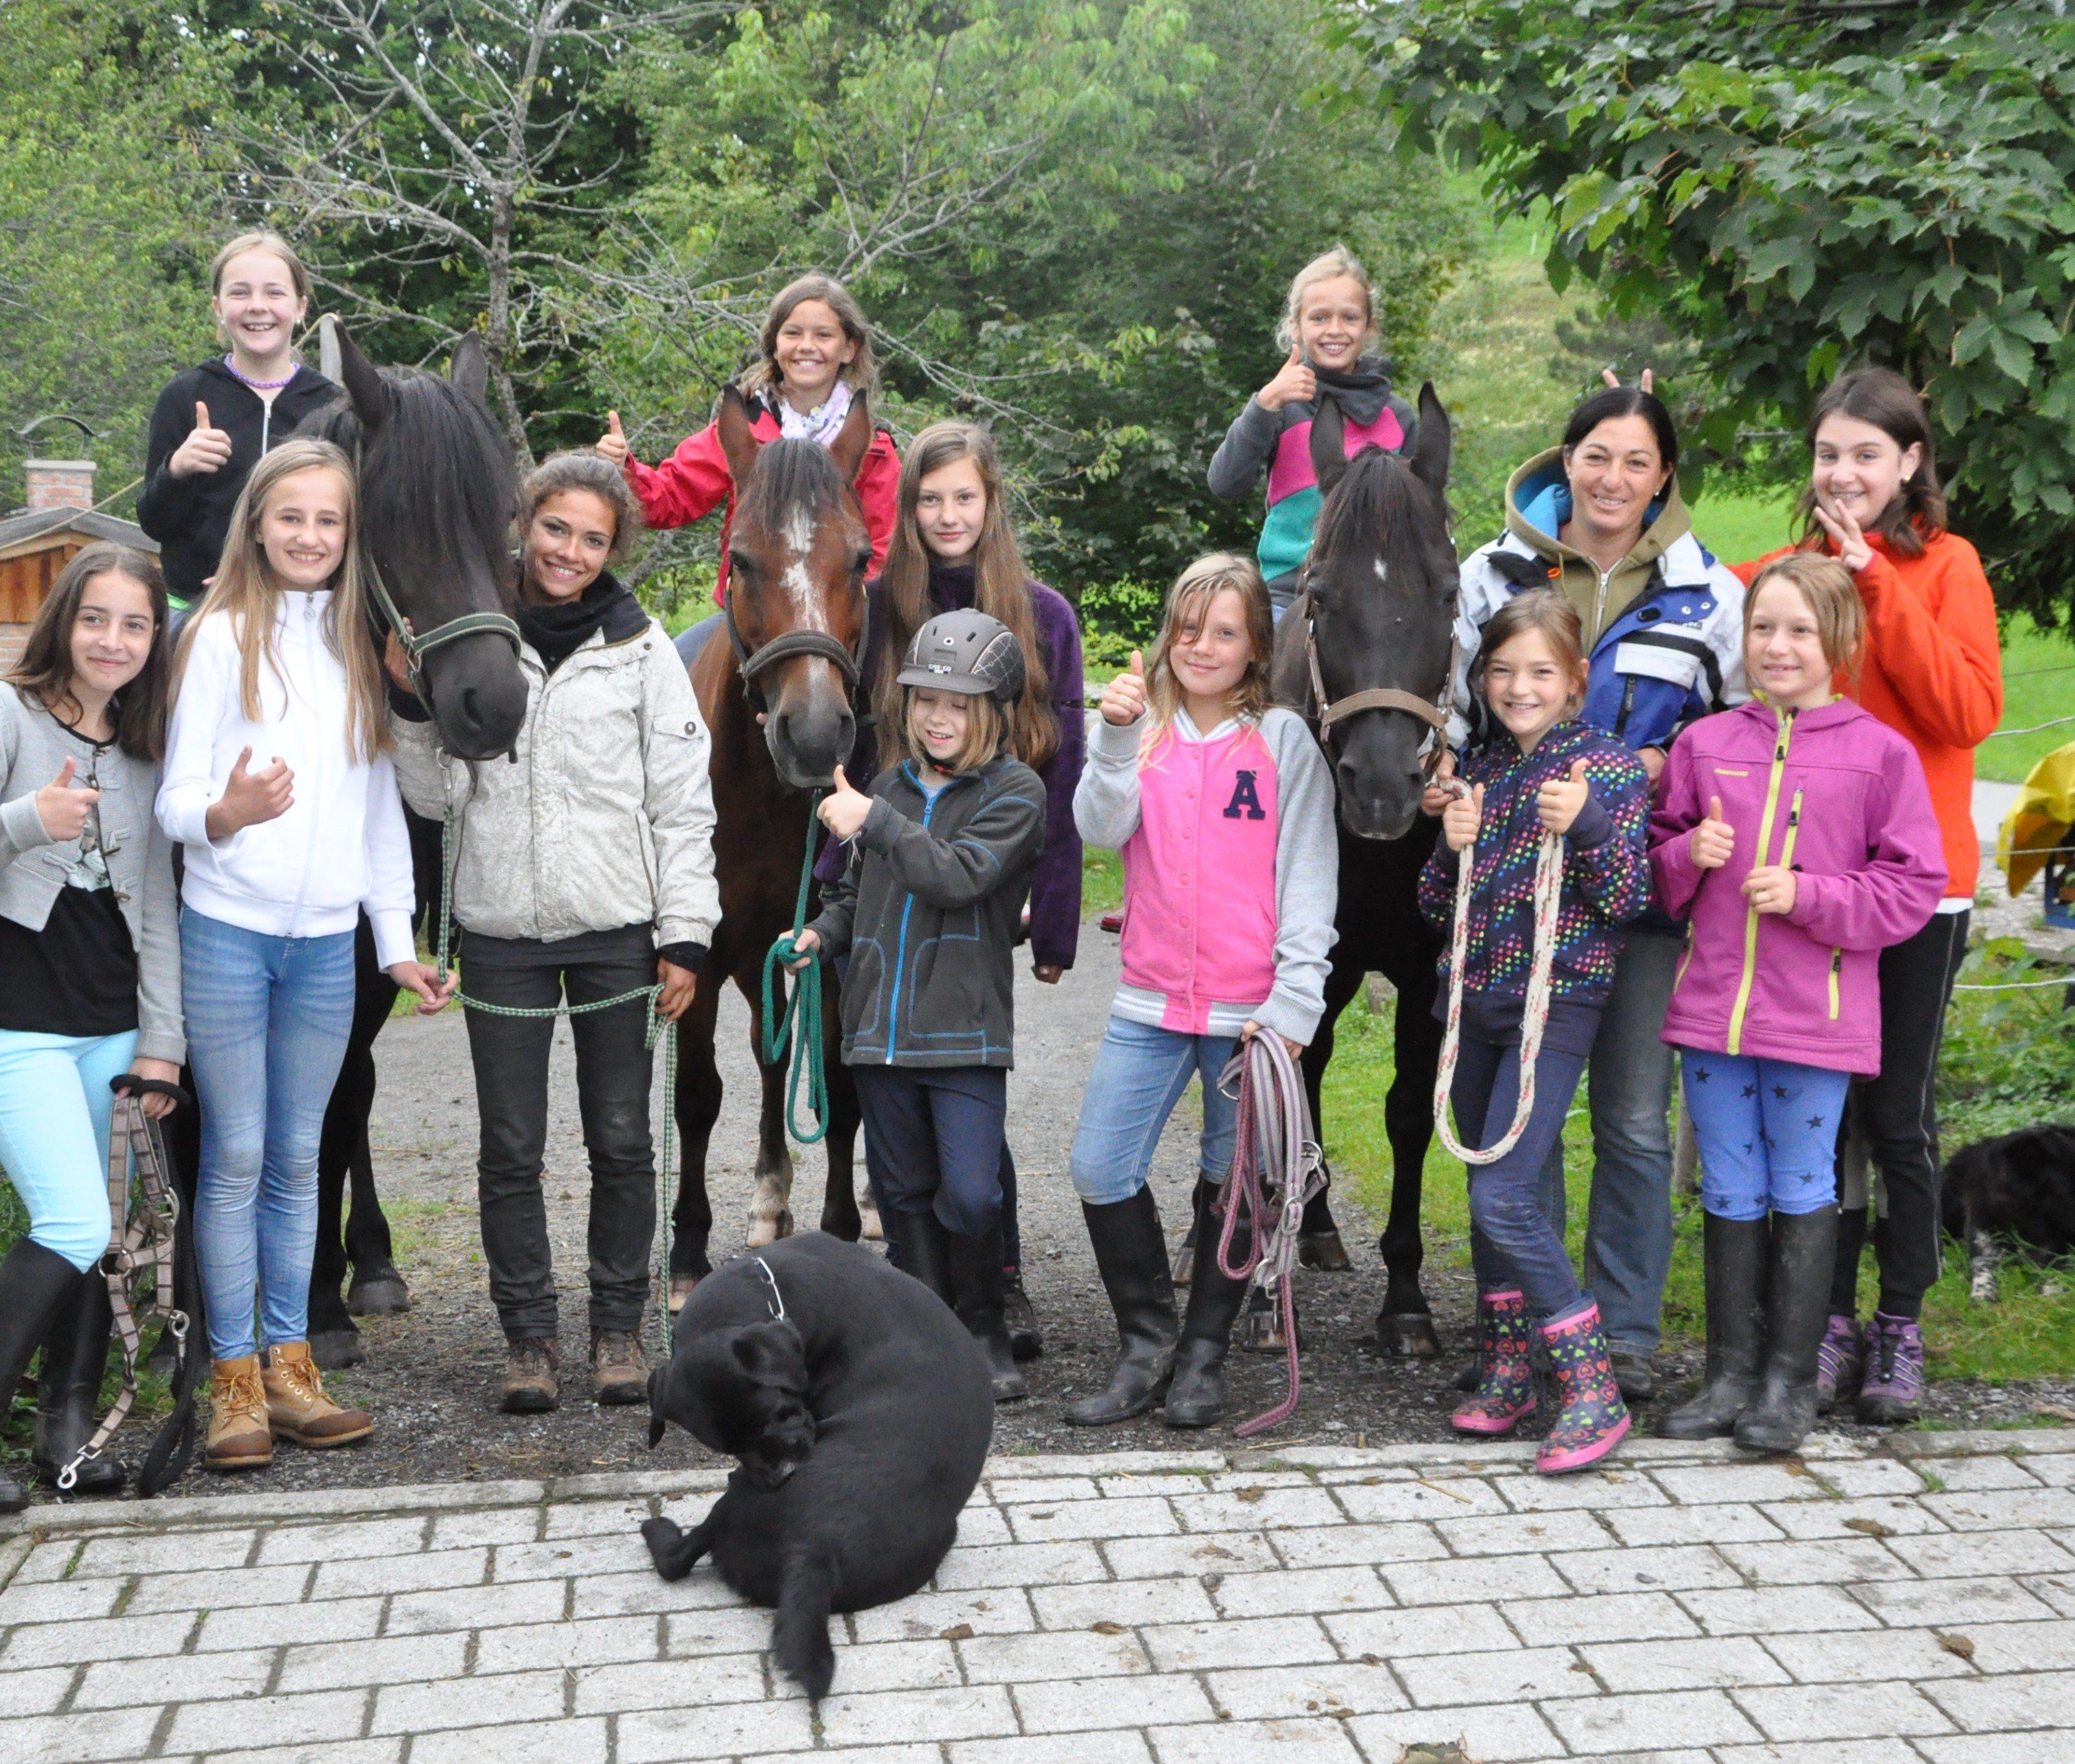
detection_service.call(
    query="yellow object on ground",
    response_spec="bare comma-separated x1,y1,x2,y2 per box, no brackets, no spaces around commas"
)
1997,737,2075,899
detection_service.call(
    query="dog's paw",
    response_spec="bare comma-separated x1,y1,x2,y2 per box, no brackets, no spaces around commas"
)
640,1517,693,1581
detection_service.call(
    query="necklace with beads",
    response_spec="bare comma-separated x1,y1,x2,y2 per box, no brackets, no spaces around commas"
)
222,355,298,391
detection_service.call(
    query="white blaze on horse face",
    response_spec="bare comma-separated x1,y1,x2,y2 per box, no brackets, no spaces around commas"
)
779,500,830,632
1373,558,1389,585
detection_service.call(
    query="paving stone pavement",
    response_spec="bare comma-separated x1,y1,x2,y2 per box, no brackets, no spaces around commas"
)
3,1429,2073,1764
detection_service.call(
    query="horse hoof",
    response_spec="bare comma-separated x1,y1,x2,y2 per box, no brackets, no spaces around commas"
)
744,1209,794,1251
309,1328,366,1371
1298,1230,1352,1273
859,1199,884,1243
347,1272,412,1317
1377,1311,1441,1358
668,1274,700,1317
1240,1293,1299,1355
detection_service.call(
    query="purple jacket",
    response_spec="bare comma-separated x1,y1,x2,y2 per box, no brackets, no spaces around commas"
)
815,562,1085,969
1651,697,1945,1076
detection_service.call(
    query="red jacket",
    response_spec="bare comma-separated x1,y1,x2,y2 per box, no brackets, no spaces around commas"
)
622,396,901,604
1736,527,2001,899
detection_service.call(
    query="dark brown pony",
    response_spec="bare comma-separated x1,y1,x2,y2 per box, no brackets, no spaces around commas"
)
667,387,870,1298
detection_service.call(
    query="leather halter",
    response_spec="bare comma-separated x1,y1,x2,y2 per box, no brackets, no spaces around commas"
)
1295,582,1456,779
366,558,522,687
724,583,870,700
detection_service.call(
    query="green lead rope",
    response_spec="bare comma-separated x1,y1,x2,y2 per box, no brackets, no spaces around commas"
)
760,790,831,1146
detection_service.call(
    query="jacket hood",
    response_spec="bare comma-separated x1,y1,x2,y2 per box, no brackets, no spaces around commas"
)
1503,446,1691,568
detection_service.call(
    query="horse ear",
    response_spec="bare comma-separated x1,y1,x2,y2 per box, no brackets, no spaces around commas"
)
826,391,875,486
717,384,762,485
335,326,387,435
1309,396,1347,497
1407,383,1452,496
448,333,490,407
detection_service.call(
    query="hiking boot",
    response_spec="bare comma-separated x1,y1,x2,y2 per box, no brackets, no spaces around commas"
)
501,1337,560,1414
1663,1213,1767,1440
33,1270,124,1494
1066,1186,1177,1425
263,1341,374,1448
1816,1313,1864,1414
1855,1311,1925,1425
1536,1301,1630,1475
1451,1289,1537,1436
206,1356,274,1471
591,1330,649,1406
1735,1206,1837,1455
1609,1349,1658,1403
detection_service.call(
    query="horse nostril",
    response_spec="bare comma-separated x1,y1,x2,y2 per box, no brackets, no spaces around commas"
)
458,687,482,731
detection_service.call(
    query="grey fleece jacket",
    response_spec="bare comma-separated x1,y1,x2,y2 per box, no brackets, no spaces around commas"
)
0,685,184,1064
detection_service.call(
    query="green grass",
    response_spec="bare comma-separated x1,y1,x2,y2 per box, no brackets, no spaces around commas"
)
1980,614,2075,787
1322,939,2075,1389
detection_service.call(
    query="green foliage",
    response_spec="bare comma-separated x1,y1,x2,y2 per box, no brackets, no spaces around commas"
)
1936,940,2075,1147
1329,0,2075,625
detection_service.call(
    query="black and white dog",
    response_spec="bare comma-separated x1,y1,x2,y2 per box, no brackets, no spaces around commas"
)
641,1231,993,1698
1941,1125,2075,1300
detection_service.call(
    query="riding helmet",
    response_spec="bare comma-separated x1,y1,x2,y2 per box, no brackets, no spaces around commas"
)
896,609,1026,706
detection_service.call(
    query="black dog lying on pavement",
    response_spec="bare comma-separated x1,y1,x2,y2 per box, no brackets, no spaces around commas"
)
641,1230,993,1698
1941,1123,2075,1300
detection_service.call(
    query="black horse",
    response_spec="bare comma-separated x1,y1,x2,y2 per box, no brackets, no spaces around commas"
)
297,329,530,1366
1269,385,1459,1358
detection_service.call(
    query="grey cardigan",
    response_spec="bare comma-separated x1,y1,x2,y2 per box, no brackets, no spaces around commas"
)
0,685,184,1064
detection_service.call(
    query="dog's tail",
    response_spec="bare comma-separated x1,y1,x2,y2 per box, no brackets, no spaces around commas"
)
774,1545,838,1701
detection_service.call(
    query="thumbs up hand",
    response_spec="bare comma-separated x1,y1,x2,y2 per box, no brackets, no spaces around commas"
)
1536,757,1593,837
597,409,630,466
34,757,100,842
816,763,874,840
1100,649,1148,727
1259,343,1317,412
169,401,233,479
204,746,294,840
1690,794,1735,870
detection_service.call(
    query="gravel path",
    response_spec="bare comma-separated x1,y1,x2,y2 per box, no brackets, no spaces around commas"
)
56,907,2075,1501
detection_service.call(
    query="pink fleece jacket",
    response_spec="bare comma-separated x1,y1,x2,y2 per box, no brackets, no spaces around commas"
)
1650,697,1946,1077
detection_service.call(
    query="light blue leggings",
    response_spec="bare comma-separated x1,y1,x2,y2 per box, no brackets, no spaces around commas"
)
0,1029,133,1271
1681,1053,1850,1221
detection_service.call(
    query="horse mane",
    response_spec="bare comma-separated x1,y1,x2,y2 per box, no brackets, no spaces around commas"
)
736,436,847,538
302,366,517,602
1307,446,1441,602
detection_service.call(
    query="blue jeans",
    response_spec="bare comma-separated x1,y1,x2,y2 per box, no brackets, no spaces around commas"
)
1452,1030,1591,1322
853,1066,1008,1238
1682,1054,1849,1222
1069,1017,1239,1205
0,1029,134,1271
182,909,357,1361
1538,929,1682,1353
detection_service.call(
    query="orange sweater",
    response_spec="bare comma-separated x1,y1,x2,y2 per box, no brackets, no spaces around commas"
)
1737,529,2002,898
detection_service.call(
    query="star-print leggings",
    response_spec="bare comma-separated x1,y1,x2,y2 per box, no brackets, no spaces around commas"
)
1679,1054,1851,1221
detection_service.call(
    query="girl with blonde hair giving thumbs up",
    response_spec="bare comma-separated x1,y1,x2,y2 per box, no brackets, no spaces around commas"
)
1650,553,1943,1455
0,543,181,1507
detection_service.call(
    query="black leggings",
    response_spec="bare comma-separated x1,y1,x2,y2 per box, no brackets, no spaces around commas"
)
1830,909,1969,1319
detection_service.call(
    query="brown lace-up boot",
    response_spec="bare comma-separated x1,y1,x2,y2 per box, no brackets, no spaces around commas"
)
591,1329,648,1405
263,1341,374,1448
501,1337,561,1414
206,1357,274,1472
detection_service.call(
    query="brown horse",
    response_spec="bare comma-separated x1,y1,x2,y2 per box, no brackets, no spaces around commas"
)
667,387,871,1301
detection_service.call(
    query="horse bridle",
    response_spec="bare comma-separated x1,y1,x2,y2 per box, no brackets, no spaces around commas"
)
366,558,523,689
1296,582,1458,780
724,584,870,704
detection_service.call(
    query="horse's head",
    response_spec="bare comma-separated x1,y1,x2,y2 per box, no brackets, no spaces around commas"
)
302,329,529,761
717,386,873,790
1288,383,1457,840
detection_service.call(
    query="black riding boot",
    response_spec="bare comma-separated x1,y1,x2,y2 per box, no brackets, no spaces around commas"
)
1165,1181,1253,1429
0,1240,89,1513
1661,1213,1768,1440
886,1209,953,1306
1066,1187,1178,1425
1736,1206,1839,1455
33,1270,124,1493
946,1224,1026,1403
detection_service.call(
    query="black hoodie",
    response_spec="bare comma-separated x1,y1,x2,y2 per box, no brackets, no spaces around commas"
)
135,359,340,604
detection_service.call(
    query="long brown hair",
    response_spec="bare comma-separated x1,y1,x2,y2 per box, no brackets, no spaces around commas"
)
737,273,880,401
6,543,171,761
875,421,1056,769
1143,553,1274,746
172,439,389,763
1796,366,1948,559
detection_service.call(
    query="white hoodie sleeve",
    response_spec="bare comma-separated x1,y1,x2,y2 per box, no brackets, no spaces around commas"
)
361,754,419,970
156,614,244,853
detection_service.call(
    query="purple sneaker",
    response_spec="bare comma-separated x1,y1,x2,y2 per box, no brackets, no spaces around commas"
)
1816,1313,1863,1414
1855,1312,1924,1425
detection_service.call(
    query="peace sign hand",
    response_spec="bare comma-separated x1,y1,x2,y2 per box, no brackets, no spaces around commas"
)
34,758,99,842
1258,345,1316,412
1812,501,1874,575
